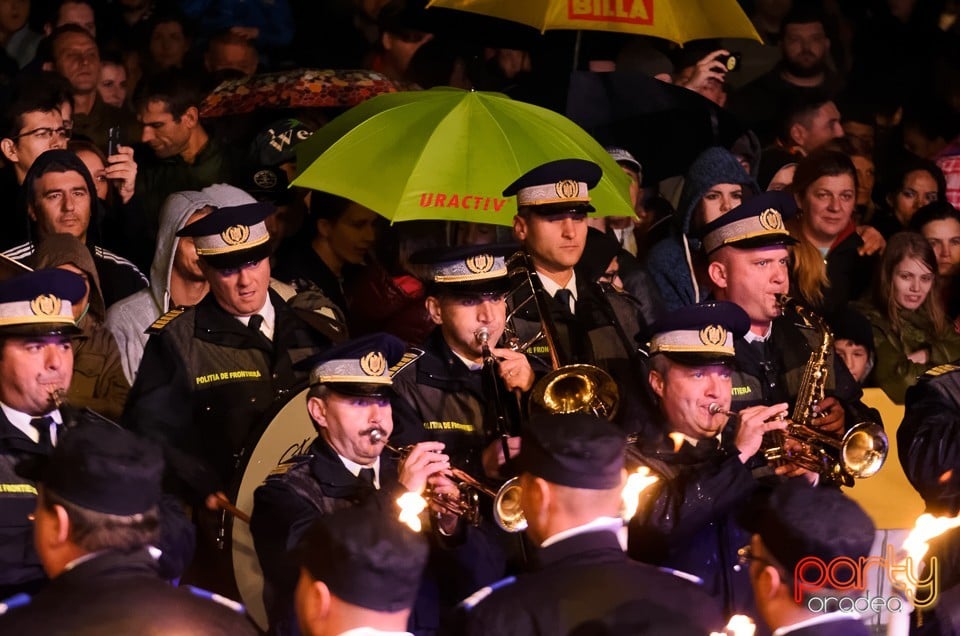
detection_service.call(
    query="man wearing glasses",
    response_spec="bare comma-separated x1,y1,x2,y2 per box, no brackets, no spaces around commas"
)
122,201,332,595
0,85,69,186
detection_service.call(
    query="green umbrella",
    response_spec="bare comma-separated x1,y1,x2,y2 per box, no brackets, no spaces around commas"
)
293,87,633,226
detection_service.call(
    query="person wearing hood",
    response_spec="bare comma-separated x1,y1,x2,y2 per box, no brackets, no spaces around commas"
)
104,184,254,383
33,233,130,420
645,147,757,311
1,149,147,309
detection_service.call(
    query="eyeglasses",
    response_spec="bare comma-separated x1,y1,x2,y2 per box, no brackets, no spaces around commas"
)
14,126,71,142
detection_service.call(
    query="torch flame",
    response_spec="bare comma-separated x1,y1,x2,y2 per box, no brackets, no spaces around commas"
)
901,513,960,567
396,492,427,533
621,466,659,521
668,432,685,453
709,614,756,636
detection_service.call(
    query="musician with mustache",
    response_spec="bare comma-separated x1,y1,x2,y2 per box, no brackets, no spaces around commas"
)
0,269,84,598
250,333,449,636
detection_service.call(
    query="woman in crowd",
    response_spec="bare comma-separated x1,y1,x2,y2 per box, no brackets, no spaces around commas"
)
869,156,946,238
910,200,960,321
645,146,756,310
788,148,877,316
855,232,960,403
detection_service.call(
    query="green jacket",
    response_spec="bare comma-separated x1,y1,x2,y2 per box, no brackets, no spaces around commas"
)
855,302,960,403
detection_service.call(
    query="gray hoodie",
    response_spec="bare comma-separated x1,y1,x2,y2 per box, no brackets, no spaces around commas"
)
105,184,257,383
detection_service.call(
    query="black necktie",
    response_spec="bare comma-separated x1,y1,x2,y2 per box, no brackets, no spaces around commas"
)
554,289,574,313
30,416,54,454
358,467,376,489
248,313,264,336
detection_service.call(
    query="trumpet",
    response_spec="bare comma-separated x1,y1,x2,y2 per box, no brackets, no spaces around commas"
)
367,430,526,533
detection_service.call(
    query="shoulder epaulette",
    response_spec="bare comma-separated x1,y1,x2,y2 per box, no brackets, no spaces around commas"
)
924,364,960,378
265,455,312,480
146,308,186,334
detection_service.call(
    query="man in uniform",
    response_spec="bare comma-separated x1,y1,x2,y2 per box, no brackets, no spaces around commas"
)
293,502,429,636
742,480,874,635
251,333,451,635
393,243,533,480
898,363,960,634
0,269,84,598
504,158,652,429
627,301,794,620
702,191,880,452
458,412,723,635
0,420,257,634
122,201,331,591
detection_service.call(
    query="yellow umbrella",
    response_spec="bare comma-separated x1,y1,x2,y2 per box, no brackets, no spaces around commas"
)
426,0,761,44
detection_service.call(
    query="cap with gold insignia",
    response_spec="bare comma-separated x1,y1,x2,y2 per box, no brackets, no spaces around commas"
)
502,158,602,214
699,191,798,255
647,301,750,365
409,243,516,296
0,269,84,336
175,202,275,269
301,332,419,397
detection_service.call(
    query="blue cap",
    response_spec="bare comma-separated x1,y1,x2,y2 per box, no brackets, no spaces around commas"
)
176,202,275,269
0,269,84,336
503,159,601,213
515,413,625,489
409,243,516,295
301,333,419,397
648,301,750,365
699,191,798,254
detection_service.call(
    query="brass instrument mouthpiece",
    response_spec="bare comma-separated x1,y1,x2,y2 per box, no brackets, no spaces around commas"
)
475,327,490,345
708,403,734,416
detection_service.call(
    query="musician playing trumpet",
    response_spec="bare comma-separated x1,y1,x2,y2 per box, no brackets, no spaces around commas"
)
627,301,796,624
250,333,455,636
0,269,84,598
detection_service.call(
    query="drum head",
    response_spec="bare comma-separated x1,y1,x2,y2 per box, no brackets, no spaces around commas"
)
230,387,315,631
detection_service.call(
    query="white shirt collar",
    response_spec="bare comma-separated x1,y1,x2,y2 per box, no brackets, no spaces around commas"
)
338,454,381,490
744,322,774,343
537,271,578,312
236,295,275,340
540,516,623,549
772,611,861,635
337,628,413,636
451,348,482,372
1,402,63,445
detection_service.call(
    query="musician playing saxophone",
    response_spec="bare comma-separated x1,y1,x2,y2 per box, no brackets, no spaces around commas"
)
250,333,453,636
702,192,881,468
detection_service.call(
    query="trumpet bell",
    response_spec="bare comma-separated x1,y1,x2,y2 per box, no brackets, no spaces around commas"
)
840,422,888,479
530,364,620,420
493,476,527,533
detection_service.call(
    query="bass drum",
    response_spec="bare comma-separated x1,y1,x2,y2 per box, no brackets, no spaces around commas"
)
229,387,315,632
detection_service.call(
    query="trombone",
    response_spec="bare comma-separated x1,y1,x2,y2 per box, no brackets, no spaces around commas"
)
502,251,620,420
368,430,527,533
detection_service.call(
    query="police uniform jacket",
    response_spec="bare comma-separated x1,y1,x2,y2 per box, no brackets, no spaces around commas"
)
251,437,400,635
0,548,258,635
122,289,330,497
730,313,880,436
459,529,723,636
627,431,759,620
899,365,960,635
0,410,51,597
391,329,522,474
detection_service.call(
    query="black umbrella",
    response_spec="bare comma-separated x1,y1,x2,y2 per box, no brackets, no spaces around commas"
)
565,71,749,183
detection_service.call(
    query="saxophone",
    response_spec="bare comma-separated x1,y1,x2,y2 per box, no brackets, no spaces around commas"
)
761,294,888,486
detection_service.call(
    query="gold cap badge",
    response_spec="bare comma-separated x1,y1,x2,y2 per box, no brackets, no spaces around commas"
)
758,209,784,231
465,253,495,274
360,351,387,376
30,294,62,317
221,224,251,246
699,324,727,347
555,180,579,199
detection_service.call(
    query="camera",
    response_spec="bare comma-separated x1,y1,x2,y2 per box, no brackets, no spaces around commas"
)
107,126,121,156
718,52,741,73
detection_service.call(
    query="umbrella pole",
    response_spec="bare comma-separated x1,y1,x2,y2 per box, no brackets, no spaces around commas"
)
572,30,582,70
